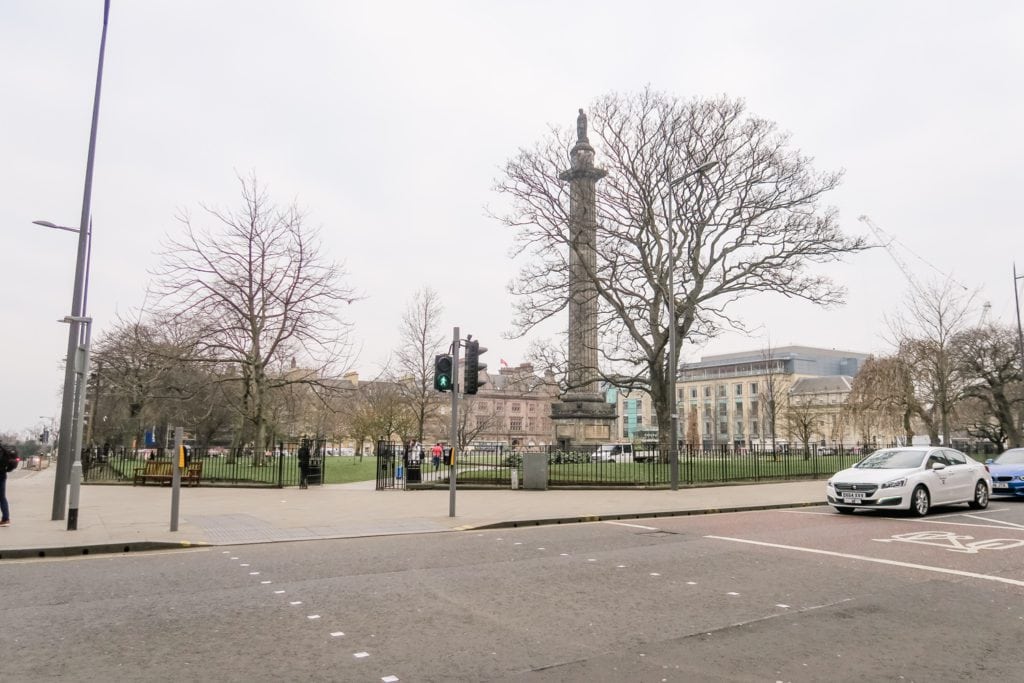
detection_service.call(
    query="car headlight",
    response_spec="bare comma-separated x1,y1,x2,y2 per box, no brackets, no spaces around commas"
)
881,477,907,489
1016,475,1024,482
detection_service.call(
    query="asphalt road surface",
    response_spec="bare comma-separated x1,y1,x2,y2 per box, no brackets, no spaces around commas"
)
3,499,1024,682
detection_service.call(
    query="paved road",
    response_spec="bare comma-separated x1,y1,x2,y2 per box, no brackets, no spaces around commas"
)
4,501,1023,681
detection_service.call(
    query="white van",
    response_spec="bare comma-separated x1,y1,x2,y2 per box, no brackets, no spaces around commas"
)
592,443,634,463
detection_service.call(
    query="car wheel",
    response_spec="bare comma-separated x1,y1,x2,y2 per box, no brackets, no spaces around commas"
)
909,485,930,517
968,480,989,509
834,506,855,515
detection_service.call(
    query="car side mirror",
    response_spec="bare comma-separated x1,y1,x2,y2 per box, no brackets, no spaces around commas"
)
985,458,994,465
930,462,946,470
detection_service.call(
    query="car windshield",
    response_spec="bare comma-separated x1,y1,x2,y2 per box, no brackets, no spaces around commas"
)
995,449,1024,465
855,449,926,469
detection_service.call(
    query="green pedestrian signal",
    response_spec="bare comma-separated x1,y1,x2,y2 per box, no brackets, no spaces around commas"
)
434,354,453,392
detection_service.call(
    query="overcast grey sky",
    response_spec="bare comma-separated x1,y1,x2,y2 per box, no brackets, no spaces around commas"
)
2,1,1022,435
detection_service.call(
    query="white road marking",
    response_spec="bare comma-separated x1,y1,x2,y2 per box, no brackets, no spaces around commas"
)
331,632,345,637
604,521,659,530
290,601,303,605
249,571,260,575
354,652,369,658
261,580,272,584
307,615,320,620
782,509,1024,533
274,590,285,594
382,676,399,682
650,572,661,576
706,535,1024,587
874,531,1024,553
686,581,697,585
776,604,790,608
240,563,250,567
959,514,1024,530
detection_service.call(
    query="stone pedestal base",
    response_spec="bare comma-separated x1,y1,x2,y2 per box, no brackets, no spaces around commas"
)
551,398,617,449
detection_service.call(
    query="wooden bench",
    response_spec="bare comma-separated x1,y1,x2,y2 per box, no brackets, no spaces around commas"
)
134,461,203,487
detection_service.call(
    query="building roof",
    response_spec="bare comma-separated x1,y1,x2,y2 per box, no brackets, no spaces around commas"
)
789,376,854,394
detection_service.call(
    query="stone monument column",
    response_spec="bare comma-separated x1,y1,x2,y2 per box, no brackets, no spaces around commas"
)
550,109,617,449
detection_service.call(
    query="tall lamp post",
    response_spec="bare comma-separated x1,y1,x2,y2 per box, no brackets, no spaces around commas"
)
45,0,110,522
666,161,718,490
1014,265,1024,431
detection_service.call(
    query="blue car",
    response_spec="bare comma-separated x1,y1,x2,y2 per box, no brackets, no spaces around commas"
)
986,448,1024,498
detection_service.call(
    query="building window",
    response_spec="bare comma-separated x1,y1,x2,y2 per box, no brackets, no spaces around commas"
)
751,419,759,434
529,403,536,413
495,403,504,413
690,388,698,399
750,383,758,395
735,421,744,435
717,385,727,398
636,416,643,426
511,403,521,413
734,400,743,416
735,383,743,396
635,399,642,412
510,417,523,431
704,386,711,398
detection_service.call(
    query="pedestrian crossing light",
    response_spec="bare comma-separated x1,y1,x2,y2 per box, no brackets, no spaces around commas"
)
434,354,453,392
464,339,487,395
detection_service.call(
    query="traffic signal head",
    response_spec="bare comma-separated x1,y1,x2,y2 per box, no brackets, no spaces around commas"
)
434,354,453,392
464,340,487,395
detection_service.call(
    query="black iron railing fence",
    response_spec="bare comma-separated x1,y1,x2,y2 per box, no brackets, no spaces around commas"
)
395,443,979,489
81,440,325,488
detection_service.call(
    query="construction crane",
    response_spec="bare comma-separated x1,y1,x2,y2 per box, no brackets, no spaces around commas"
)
857,215,970,298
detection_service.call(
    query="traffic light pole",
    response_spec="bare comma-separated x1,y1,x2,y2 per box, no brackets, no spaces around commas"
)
449,327,460,518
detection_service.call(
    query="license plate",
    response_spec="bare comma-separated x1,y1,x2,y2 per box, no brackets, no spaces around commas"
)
993,482,1009,489
842,491,867,499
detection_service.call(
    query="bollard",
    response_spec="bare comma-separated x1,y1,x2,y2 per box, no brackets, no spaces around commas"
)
511,467,518,490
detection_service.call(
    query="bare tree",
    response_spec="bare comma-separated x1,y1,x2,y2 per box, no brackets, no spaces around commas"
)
394,287,447,445
785,393,824,459
152,175,358,463
890,280,975,446
846,355,916,447
758,342,789,455
953,324,1023,448
493,90,868,454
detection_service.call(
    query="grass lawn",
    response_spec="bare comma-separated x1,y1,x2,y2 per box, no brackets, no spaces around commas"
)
322,455,378,484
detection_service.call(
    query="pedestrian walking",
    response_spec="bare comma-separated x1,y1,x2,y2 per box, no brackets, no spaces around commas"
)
0,442,19,526
298,440,311,489
431,443,443,471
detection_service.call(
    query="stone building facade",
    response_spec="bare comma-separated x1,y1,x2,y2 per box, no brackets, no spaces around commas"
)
677,346,869,449
455,362,561,449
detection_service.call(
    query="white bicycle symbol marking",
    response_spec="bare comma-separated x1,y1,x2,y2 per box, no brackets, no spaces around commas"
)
874,531,1024,554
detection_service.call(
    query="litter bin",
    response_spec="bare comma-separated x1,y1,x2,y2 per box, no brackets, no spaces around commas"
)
406,463,422,483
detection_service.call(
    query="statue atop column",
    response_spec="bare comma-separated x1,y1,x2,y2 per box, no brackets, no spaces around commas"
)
552,108,616,449
576,108,588,144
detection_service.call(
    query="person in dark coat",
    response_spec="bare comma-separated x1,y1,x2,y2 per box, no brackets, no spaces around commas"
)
298,441,311,489
0,442,18,526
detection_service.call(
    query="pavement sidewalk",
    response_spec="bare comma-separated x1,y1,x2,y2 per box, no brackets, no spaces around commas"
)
0,465,828,559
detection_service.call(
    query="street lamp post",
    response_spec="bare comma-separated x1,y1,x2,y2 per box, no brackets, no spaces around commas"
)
1014,265,1024,432
666,161,718,490
43,0,110,522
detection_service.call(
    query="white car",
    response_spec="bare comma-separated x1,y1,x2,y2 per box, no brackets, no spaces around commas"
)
826,446,991,516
